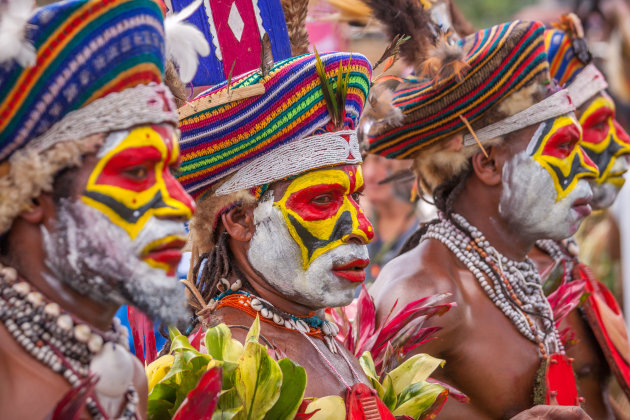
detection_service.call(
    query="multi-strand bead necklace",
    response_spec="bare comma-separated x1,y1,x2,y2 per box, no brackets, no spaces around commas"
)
424,213,564,357
0,264,138,419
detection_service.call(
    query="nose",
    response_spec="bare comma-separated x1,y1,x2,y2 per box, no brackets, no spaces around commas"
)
164,171,196,219
578,146,599,180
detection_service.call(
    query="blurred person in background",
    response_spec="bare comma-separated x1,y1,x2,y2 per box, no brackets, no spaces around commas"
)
362,154,419,284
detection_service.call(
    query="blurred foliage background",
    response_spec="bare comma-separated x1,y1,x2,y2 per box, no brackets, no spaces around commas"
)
453,0,539,27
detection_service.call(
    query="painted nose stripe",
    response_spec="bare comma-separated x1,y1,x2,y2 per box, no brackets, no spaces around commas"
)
288,210,354,261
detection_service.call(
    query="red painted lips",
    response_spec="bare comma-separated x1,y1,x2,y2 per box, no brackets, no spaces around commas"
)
143,238,186,275
332,259,370,283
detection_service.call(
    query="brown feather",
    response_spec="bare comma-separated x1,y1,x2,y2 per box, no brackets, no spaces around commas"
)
260,33,274,77
281,0,310,55
420,35,468,86
362,0,434,70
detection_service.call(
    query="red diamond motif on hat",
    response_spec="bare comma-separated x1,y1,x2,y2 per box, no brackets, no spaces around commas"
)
209,0,263,80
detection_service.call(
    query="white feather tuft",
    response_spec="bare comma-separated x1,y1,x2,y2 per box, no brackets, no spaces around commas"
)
0,0,36,67
164,0,210,84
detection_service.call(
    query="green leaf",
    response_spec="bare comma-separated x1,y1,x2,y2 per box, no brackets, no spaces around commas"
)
212,407,242,420
235,341,283,420
358,351,385,399
381,374,397,410
246,316,261,344
205,323,244,363
217,387,242,411
392,382,447,418
147,399,175,420
263,359,307,420
148,382,177,402
170,334,197,353
387,353,444,394
168,326,182,341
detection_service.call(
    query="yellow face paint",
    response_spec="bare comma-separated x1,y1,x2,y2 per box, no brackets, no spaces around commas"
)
82,125,195,240
579,93,630,186
531,115,599,201
274,165,374,269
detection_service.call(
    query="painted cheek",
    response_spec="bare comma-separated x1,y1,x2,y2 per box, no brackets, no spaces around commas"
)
614,120,630,145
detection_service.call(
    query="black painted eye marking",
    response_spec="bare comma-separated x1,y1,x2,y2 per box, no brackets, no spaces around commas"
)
288,211,354,260
83,189,175,224
584,134,623,177
548,152,595,191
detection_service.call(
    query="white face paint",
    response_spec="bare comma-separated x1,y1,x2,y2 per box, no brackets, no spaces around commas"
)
591,157,628,209
247,195,369,310
42,199,189,326
499,121,594,241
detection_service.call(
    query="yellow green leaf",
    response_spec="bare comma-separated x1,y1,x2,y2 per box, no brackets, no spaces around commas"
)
304,396,346,420
234,341,282,420
246,316,261,344
206,323,244,363
392,382,447,418
387,353,444,394
263,358,307,420
358,352,385,400
146,355,175,392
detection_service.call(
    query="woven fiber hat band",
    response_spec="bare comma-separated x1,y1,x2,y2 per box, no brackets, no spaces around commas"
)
177,52,372,199
368,20,554,159
0,0,177,162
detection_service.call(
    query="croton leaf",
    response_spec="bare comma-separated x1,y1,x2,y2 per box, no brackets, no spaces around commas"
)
387,354,445,395
234,341,283,420
172,366,222,420
304,396,345,420
393,382,447,418
263,358,307,420
205,323,244,363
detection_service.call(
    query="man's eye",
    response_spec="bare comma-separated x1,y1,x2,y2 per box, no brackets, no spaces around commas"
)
125,166,149,180
351,191,363,203
311,195,333,205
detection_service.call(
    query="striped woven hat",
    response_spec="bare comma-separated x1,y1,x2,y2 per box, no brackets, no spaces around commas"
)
367,20,570,160
177,52,372,199
0,0,179,162
545,22,608,109
0,0,184,234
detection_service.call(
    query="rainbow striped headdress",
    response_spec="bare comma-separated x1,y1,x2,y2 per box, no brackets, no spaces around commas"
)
177,52,372,199
0,0,181,233
545,25,608,109
367,21,575,161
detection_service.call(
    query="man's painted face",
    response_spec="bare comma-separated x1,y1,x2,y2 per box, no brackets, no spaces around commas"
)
273,166,374,270
530,115,599,201
579,93,630,208
500,115,598,240
247,165,373,310
81,125,195,274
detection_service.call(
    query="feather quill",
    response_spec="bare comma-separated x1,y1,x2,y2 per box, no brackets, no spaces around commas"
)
0,0,36,67
281,0,310,55
362,0,434,71
165,0,210,84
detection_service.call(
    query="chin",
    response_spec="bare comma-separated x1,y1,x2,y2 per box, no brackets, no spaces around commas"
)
591,183,620,210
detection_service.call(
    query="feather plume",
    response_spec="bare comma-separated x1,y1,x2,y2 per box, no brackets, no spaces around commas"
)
281,0,310,55
260,33,274,77
165,0,210,84
420,34,468,86
362,0,434,71
0,0,36,67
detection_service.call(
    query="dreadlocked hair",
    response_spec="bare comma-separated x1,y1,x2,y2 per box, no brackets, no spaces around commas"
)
398,162,473,255
191,230,233,309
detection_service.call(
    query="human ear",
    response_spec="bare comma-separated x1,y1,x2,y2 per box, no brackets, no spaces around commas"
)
18,195,55,225
470,146,502,186
221,205,256,242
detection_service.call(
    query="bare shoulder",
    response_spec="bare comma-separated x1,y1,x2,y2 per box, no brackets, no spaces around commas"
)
369,239,467,345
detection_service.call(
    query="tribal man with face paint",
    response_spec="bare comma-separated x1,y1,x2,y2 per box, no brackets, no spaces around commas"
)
528,16,630,420
0,0,206,418
172,0,383,404
363,1,597,418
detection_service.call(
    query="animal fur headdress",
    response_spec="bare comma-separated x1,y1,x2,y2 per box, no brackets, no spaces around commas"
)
362,0,576,193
